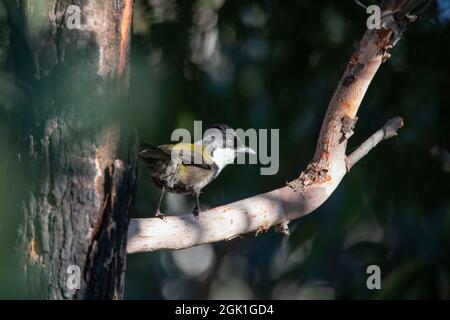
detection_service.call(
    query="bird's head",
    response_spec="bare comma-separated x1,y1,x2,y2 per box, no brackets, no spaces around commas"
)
202,123,256,170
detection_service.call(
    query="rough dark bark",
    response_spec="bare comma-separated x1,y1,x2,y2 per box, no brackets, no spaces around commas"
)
4,0,136,299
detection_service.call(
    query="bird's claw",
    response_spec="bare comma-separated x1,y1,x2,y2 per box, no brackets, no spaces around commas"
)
154,209,167,222
192,206,200,221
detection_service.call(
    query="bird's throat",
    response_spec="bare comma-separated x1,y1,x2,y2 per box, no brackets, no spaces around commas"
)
211,148,236,171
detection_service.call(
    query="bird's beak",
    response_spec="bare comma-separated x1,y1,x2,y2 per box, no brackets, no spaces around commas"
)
238,146,256,155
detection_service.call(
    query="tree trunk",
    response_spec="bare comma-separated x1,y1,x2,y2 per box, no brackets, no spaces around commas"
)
4,0,136,299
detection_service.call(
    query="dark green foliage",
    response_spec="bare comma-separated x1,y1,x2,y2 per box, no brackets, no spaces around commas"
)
1,0,449,299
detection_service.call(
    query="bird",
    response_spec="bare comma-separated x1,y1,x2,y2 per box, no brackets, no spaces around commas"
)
138,124,256,221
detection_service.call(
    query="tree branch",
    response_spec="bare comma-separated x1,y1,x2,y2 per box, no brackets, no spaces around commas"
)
346,117,404,170
126,115,400,254
127,0,422,254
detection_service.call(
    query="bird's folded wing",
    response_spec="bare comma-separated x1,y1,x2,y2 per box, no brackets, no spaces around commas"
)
138,143,213,170
159,143,212,170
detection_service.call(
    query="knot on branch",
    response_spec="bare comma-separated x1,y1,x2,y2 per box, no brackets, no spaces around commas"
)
383,116,404,138
255,222,270,237
381,0,431,29
340,115,358,142
275,221,290,236
375,28,396,61
376,0,432,56
343,55,366,87
287,159,330,192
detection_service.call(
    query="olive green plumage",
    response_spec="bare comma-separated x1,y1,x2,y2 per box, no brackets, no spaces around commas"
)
138,124,255,220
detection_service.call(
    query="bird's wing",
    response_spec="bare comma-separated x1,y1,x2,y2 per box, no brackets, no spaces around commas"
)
159,143,213,170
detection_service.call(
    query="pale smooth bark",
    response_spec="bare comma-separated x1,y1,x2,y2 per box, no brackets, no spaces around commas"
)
127,0,423,254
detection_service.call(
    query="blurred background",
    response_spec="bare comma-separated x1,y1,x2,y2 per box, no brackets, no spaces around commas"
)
1,0,449,299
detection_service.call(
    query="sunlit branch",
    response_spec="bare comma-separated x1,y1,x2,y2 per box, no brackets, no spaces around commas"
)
127,0,421,254
346,117,404,170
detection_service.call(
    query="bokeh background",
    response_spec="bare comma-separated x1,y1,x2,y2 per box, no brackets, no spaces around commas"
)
1,0,449,299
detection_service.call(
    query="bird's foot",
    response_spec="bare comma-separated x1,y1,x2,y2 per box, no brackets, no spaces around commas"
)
192,206,200,221
154,209,167,222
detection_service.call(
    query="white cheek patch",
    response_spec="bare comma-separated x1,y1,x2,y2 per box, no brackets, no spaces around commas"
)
212,148,236,171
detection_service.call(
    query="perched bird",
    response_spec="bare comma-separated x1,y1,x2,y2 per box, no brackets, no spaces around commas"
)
138,124,256,220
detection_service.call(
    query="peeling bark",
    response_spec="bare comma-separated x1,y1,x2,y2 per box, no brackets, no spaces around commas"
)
127,0,425,254
4,0,136,299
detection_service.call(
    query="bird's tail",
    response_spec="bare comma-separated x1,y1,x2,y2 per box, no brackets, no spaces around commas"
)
138,142,170,161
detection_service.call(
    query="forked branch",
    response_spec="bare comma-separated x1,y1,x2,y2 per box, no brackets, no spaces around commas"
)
127,0,424,254
346,117,404,170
